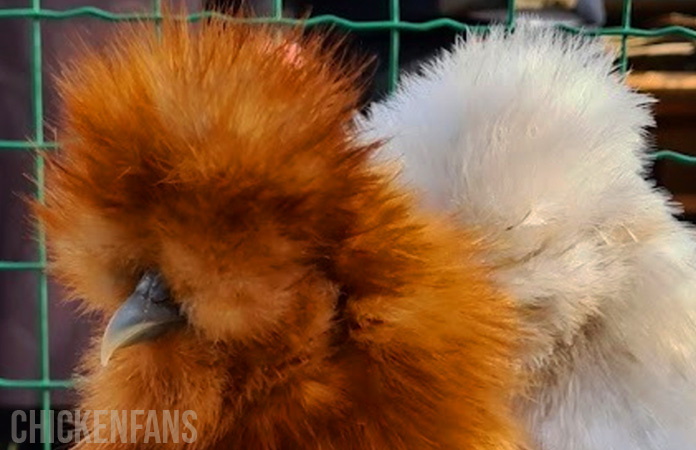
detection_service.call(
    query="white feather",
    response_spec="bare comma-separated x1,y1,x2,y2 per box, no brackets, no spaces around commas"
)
359,22,696,450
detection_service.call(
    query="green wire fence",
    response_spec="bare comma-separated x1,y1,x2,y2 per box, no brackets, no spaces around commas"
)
0,0,695,448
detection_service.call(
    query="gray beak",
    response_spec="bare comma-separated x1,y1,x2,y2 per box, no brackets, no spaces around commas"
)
100,271,184,366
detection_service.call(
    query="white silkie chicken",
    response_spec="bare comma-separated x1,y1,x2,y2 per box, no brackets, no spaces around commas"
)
359,23,696,450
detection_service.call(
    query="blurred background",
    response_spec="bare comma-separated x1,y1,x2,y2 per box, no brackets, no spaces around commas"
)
0,0,694,447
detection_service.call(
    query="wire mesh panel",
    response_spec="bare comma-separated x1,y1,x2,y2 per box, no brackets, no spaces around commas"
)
0,1,695,448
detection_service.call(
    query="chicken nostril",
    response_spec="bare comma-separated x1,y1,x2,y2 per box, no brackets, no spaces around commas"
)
141,271,172,304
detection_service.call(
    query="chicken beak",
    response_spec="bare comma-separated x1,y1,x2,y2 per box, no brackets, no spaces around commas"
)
100,271,185,367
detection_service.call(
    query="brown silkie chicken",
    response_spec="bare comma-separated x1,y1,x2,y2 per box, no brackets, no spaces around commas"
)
35,18,522,450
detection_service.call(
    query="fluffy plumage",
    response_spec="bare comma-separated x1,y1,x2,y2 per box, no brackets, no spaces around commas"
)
360,24,696,450
35,19,523,450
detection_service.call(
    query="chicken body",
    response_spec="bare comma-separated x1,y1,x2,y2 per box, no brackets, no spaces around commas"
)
36,20,523,450
360,24,696,450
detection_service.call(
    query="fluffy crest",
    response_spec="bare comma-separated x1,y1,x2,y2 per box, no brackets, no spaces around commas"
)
50,18,369,221
361,23,658,246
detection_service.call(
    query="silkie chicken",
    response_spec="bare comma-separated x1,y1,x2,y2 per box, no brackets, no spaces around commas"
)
359,24,696,450
34,18,525,450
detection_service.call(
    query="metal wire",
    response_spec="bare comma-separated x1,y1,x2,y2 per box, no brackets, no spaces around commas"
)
619,0,632,74
0,8,691,39
387,0,401,92
27,0,52,447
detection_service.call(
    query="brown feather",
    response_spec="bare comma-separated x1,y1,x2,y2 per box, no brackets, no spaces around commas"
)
35,16,524,450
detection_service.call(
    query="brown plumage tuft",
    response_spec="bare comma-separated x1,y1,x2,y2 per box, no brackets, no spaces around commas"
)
35,16,524,450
